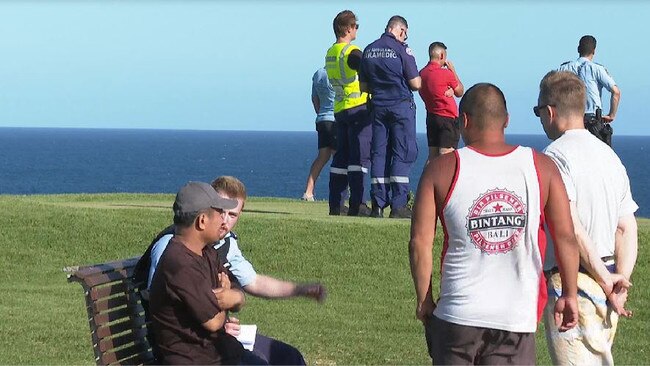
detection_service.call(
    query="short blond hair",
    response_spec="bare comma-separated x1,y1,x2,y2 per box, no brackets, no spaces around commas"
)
211,176,247,201
539,71,586,118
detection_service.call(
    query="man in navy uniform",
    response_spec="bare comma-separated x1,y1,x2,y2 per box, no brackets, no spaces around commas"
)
558,35,621,146
359,15,421,219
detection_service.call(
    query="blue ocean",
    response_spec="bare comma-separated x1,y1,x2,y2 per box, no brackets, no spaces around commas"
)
0,128,647,217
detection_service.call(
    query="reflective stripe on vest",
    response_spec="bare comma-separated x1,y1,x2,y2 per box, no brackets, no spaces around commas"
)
325,43,368,113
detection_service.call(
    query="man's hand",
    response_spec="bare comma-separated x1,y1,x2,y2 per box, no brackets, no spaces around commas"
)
602,273,632,317
602,115,615,123
554,295,579,331
601,272,630,296
298,283,327,303
445,60,455,71
416,297,436,323
213,288,244,311
224,316,241,337
444,87,454,98
218,271,231,289
608,281,633,317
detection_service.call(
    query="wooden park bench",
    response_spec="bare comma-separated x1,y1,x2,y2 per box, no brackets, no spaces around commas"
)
65,257,155,365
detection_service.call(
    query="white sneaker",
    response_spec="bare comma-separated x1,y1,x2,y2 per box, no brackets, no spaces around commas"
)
301,193,315,202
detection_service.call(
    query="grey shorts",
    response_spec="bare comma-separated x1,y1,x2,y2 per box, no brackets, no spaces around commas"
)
425,315,535,365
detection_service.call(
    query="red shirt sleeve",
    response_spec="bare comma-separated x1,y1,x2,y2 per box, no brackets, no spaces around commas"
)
447,69,459,89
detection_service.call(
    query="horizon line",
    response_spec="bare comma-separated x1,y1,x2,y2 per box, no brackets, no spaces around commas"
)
0,125,648,137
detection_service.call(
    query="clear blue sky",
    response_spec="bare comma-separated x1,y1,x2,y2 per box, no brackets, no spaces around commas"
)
1,0,648,135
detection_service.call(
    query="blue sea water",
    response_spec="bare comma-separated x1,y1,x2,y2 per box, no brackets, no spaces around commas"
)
0,128,647,217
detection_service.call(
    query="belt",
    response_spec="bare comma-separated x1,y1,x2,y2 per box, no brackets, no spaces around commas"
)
544,255,615,278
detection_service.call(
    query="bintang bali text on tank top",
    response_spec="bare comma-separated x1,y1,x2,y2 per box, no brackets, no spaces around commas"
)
466,189,527,254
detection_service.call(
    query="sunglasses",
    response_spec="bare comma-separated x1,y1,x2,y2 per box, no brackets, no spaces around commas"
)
352,23,359,30
533,104,554,117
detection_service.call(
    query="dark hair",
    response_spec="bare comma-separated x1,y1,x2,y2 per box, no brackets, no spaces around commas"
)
578,35,596,56
459,83,508,130
539,71,586,117
428,41,447,59
386,15,408,30
333,10,357,38
173,208,212,228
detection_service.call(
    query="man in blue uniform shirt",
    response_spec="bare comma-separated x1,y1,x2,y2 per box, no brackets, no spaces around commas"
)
558,35,621,146
359,15,421,219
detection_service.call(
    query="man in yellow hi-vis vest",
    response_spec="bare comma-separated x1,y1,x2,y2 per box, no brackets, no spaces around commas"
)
325,10,371,216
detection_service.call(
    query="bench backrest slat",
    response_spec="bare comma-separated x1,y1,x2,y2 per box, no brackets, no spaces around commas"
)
67,256,155,365
101,341,151,365
96,315,148,340
90,281,130,301
93,306,139,327
99,327,149,353
111,350,155,366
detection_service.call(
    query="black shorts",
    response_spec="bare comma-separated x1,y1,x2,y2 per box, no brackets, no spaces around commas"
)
425,315,535,365
426,113,460,148
316,121,337,149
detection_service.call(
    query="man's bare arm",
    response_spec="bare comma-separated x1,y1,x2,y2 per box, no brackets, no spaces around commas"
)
408,76,422,91
615,213,637,280
569,202,630,293
213,271,245,312
244,275,326,303
202,310,227,332
603,85,620,123
445,60,464,97
409,162,437,322
312,95,320,114
213,288,246,312
539,153,580,331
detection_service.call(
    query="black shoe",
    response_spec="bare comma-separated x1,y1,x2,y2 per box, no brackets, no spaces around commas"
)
329,205,349,216
389,206,412,219
371,203,384,218
348,203,371,217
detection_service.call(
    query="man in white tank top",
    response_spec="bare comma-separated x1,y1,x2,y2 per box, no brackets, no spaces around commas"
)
537,71,638,365
409,83,580,365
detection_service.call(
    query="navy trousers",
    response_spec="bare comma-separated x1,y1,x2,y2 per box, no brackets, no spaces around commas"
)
370,99,418,209
329,104,371,211
248,333,306,365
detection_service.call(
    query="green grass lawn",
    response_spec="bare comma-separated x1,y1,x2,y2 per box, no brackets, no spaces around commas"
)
0,194,647,364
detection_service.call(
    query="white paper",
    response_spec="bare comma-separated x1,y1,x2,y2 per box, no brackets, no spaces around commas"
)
235,324,257,351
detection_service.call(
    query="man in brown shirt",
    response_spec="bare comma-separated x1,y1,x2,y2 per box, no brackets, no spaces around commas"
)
149,181,246,365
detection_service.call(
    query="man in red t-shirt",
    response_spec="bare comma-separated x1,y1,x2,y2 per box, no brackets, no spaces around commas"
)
418,42,464,160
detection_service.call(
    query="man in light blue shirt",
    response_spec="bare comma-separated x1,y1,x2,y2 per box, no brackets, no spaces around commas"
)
312,68,336,122
148,231,256,290
302,68,337,201
558,35,621,146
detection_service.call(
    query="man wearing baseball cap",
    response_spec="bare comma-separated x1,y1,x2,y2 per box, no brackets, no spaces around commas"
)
148,181,246,365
